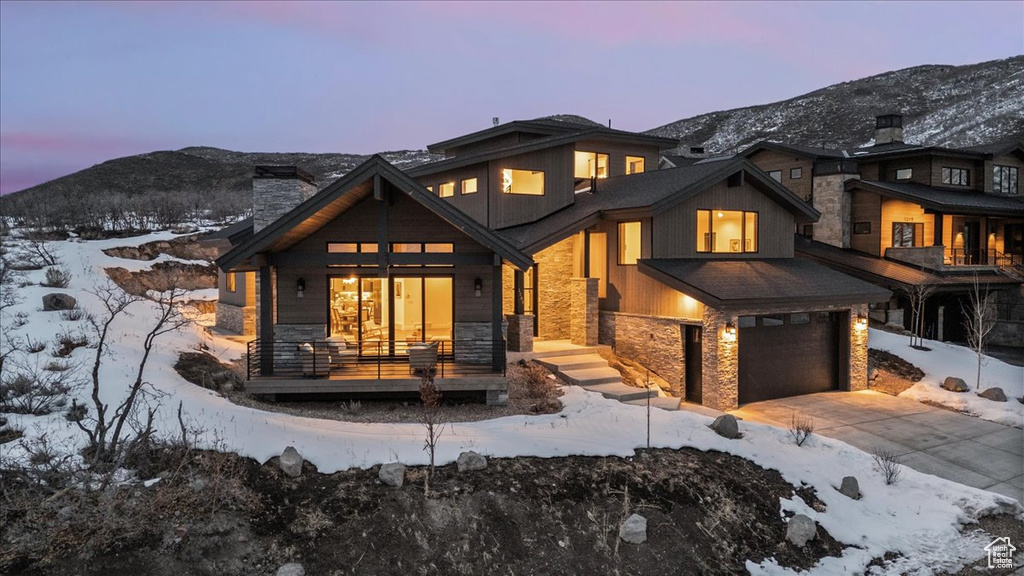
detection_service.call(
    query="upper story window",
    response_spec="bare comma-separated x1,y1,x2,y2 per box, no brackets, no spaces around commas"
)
225,272,237,292
790,167,803,179
617,221,642,265
426,185,434,193
439,182,455,198
328,242,378,253
574,151,609,179
696,210,758,253
895,168,913,180
461,178,478,194
626,156,645,175
502,169,544,195
892,222,923,247
391,243,454,253
941,167,969,186
767,170,782,183
994,165,1019,195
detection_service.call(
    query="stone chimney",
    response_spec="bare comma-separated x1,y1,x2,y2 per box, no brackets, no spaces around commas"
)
253,166,316,232
873,114,903,146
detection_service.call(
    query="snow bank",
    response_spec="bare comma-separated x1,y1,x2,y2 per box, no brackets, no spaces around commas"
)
870,329,1023,427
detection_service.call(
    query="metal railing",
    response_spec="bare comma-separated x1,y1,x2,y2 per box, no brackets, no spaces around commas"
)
947,249,1022,268
246,339,506,380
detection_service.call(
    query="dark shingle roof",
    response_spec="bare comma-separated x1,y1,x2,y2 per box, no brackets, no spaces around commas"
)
849,180,1024,216
959,140,1024,157
638,257,892,309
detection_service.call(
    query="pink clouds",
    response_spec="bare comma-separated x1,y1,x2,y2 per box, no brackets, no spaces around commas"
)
1,130,155,155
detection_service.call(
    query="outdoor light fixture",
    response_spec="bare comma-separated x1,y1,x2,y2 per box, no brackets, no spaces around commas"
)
474,277,483,297
856,313,868,329
724,321,737,340
296,277,306,299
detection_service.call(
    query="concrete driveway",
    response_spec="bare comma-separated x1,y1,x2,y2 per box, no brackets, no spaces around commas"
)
731,391,1024,503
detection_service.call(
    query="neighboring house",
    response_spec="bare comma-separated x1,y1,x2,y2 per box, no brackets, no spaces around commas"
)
211,119,890,410
744,115,1024,346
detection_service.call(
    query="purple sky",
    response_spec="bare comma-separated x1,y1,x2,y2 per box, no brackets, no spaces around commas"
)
1,1,1022,195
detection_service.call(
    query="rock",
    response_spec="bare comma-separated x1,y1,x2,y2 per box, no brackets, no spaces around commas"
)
57,505,74,520
710,414,740,439
0,416,7,428
276,563,305,576
189,477,208,492
978,387,1007,402
839,476,860,499
378,462,406,487
278,446,303,478
786,514,817,547
941,377,969,392
457,450,488,472
867,364,879,381
42,293,77,311
619,513,647,544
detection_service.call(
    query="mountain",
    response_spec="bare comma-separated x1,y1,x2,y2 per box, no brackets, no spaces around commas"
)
647,56,1024,155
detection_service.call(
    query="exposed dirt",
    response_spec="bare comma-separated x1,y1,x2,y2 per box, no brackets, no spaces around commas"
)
941,514,1024,575
868,348,925,396
174,351,244,392
105,262,218,296
102,233,217,262
5,447,848,576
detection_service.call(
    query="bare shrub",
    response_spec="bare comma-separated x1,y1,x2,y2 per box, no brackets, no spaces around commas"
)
419,373,447,495
871,448,903,485
24,337,47,354
52,330,90,357
59,307,85,321
508,360,560,400
40,266,72,288
44,360,73,372
0,361,76,415
788,412,815,447
15,236,61,269
11,311,28,328
341,399,362,415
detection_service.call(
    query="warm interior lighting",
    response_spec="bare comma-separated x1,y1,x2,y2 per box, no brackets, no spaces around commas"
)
717,212,723,218
698,209,757,253
574,151,609,179
343,276,357,285
439,182,455,198
618,221,642,265
502,168,545,195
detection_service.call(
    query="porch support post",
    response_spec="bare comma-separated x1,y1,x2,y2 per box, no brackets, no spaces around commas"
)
492,257,504,372
933,211,944,248
258,264,274,376
513,268,525,315
377,176,389,275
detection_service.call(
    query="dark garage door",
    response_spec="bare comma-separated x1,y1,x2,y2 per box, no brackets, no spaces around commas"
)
738,311,841,404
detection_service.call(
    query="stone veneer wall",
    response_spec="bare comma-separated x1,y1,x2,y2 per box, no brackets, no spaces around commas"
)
454,322,493,364
885,246,945,270
535,238,575,340
812,173,859,248
506,314,534,352
216,302,255,335
253,177,317,232
598,311,685,395
570,278,598,346
270,323,328,375
849,303,869,392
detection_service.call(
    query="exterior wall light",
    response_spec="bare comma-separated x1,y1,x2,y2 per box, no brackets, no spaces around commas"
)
723,321,737,340
474,277,483,297
856,313,868,329
296,277,306,299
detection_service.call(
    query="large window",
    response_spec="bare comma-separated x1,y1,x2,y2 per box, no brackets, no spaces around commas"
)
502,168,544,195
696,210,758,253
626,156,645,175
994,165,1019,195
941,167,969,186
618,221,642,265
328,242,378,253
391,243,454,253
461,178,478,194
588,231,607,298
892,222,924,247
439,182,455,198
574,151,609,179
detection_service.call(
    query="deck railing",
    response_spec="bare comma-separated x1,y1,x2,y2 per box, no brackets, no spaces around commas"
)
246,339,506,380
948,248,1022,268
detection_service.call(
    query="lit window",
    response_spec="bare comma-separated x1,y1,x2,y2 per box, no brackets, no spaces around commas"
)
588,232,607,297
390,243,454,253
767,170,782,182
461,178,478,194
895,168,912,180
626,156,645,175
391,243,422,253
941,167,969,186
696,210,759,253
502,168,544,195
574,151,609,179
426,185,434,193
327,243,358,253
993,166,1018,195
790,167,802,179
225,272,237,292
360,243,378,253
439,182,455,197
892,222,923,247
618,221,642,265
424,243,454,253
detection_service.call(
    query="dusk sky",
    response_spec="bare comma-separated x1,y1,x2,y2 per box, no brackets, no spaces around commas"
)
1,1,1022,195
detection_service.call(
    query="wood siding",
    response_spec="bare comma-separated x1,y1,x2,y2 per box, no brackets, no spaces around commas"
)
415,165,489,224
652,180,796,259
487,145,575,228
986,153,1024,195
879,198,935,249
929,156,983,191
850,190,881,255
573,140,661,179
747,149,814,201
874,157,932,185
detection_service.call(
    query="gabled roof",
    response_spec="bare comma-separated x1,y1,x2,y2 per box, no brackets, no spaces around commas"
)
848,180,1024,216
959,139,1024,157
638,257,892,309
427,118,599,153
203,216,254,244
742,141,847,160
497,158,820,253
216,156,533,271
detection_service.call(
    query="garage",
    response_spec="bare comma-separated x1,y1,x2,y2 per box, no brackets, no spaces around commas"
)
738,311,845,404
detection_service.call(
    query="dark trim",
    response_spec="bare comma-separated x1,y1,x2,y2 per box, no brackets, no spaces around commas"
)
258,265,274,376
491,263,503,372
426,121,677,155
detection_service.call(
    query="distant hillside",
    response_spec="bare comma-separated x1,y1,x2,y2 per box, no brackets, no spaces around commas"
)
647,56,1024,154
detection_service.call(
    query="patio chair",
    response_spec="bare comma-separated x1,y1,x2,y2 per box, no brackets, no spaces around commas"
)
326,336,358,369
299,342,329,377
408,341,439,375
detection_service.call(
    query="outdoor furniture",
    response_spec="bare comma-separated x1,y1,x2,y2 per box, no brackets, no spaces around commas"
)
299,342,329,377
326,336,358,369
408,341,439,374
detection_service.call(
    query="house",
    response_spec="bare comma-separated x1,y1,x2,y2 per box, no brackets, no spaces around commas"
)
744,115,1024,346
210,118,891,410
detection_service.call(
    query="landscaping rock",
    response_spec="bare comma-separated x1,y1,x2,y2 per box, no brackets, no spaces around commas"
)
276,563,305,576
867,363,879,381
378,462,406,487
457,450,488,472
839,476,860,499
710,414,740,439
786,514,817,547
978,387,1007,402
278,446,303,478
941,377,969,392
619,513,647,544
42,293,77,311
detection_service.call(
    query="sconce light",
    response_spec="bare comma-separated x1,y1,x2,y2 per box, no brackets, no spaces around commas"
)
723,321,737,340
856,313,868,329
296,277,306,299
474,277,483,297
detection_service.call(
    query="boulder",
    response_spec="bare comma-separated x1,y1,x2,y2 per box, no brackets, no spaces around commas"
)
457,450,488,472
978,387,1007,402
42,293,77,311
941,377,969,393
710,414,740,439
839,476,860,500
378,462,406,487
278,446,303,478
786,514,817,547
618,513,647,544
276,563,305,576
867,364,879,381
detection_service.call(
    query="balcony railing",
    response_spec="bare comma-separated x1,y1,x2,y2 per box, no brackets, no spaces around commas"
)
948,249,1022,268
246,339,506,380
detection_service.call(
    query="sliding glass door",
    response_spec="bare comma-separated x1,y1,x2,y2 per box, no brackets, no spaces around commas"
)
329,275,452,353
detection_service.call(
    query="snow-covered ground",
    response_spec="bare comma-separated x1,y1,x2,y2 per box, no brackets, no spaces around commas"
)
2,232,1021,575
870,329,1024,427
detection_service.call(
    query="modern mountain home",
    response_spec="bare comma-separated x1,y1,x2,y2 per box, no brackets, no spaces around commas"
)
744,115,1024,346
210,118,891,410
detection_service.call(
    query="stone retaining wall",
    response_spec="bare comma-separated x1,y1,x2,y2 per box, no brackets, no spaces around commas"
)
599,311,685,395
